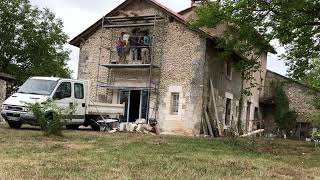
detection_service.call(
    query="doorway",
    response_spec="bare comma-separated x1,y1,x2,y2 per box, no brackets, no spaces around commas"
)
119,90,149,122
129,90,140,122
246,102,251,132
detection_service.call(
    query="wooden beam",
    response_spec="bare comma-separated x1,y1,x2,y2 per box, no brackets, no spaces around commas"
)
104,23,155,28
204,111,214,136
105,15,159,20
210,79,223,136
201,116,208,136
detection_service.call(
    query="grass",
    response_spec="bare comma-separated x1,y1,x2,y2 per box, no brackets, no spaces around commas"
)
0,122,319,179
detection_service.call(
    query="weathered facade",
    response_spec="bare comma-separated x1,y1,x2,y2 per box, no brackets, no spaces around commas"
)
70,0,270,135
260,70,318,138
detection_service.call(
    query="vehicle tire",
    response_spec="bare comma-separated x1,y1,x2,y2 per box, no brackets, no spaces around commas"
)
8,121,22,129
66,124,79,130
91,121,100,131
90,118,101,131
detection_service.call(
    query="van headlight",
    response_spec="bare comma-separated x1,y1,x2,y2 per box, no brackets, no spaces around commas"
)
1,105,6,110
23,107,30,112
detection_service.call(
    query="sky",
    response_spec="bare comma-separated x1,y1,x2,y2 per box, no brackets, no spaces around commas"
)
29,0,288,78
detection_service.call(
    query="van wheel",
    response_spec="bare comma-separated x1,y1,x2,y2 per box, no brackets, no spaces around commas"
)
8,122,22,129
66,125,79,130
90,118,101,131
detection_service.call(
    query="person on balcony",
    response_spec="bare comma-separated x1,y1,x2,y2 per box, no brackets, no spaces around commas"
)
116,32,126,64
141,30,151,64
129,28,141,63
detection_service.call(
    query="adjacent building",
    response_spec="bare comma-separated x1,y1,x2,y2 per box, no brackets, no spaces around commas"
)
260,70,318,138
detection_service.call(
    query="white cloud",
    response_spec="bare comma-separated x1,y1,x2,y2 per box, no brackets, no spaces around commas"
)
29,0,288,78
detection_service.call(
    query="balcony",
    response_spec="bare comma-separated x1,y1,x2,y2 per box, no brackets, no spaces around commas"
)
259,86,275,104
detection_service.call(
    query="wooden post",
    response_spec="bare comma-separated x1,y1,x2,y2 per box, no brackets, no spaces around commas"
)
210,79,223,136
204,111,214,136
202,116,208,135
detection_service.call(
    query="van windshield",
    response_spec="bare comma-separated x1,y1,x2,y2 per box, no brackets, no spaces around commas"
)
17,79,58,96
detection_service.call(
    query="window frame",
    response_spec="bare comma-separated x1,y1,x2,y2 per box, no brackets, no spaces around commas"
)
53,82,72,100
74,83,84,99
171,92,180,115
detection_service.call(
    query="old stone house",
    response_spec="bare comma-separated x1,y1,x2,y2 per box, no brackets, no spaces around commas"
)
0,72,15,121
69,0,273,135
260,70,318,138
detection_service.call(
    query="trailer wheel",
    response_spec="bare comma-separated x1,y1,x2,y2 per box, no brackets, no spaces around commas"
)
8,121,22,129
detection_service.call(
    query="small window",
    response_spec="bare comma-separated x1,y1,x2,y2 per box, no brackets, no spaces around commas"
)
74,83,84,99
54,82,71,100
171,93,179,114
226,61,232,80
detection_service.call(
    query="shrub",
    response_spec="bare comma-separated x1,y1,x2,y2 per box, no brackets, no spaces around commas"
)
27,99,76,136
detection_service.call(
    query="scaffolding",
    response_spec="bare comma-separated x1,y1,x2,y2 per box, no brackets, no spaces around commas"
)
95,14,163,123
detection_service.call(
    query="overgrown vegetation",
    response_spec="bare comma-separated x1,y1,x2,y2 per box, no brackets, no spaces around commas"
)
0,124,319,179
271,81,297,137
27,99,76,136
310,96,320,138
192,1,320,89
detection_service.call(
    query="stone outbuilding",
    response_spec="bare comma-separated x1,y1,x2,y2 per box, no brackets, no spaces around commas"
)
69,0,274,135
0,72,15,121
260,70,318,138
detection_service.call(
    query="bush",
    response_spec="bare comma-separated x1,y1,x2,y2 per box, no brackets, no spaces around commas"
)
27,99,75,136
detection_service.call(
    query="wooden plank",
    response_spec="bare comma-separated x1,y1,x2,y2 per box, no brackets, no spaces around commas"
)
104,23,154,28
105,15,159,20
110,17,163,23
210,79,223,136
101,64,159,69
201,116,208,136
204,111,214,136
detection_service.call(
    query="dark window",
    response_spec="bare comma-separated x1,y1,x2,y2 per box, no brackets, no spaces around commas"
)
226,61,232,79
225,98,232,125
53,82,71,100
74,83,84,99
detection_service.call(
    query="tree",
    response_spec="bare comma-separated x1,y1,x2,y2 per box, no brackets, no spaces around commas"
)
192,0,320,85
271,81,297,137
0,0,71,93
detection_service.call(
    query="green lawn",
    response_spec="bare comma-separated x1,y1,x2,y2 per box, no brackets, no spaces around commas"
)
0,122,319,179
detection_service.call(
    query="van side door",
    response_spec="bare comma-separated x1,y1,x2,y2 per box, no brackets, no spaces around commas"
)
72,82,86,123
52,81,73,123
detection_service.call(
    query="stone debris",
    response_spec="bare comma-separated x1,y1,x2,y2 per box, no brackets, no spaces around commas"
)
103,118,160,135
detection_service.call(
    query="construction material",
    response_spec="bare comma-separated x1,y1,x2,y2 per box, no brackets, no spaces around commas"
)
204,111,214,136
240,129,265,137
210,79,223,136
201,117,208,135
104,23,155,28
142,123,160,135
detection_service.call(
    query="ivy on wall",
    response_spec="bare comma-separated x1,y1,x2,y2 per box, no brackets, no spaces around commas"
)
271,81,297,136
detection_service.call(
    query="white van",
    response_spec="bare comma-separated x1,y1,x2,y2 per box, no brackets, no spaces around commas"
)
1,77,124,130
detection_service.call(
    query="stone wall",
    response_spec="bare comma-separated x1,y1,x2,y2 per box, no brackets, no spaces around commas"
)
0,79,6,121
157,19,206,135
